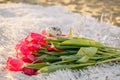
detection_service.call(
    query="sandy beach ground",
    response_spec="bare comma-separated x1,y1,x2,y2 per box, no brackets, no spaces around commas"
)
0,2,120,80
0,0,120,26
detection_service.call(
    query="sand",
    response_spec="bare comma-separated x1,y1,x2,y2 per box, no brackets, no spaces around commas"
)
0,3,120,80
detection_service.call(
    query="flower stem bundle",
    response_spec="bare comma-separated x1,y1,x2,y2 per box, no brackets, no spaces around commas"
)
6,27,120,75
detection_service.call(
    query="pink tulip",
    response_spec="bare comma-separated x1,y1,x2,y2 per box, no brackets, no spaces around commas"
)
6,57,24,71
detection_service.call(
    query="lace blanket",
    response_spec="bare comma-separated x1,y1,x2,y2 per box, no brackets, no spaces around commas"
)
0,3,120,80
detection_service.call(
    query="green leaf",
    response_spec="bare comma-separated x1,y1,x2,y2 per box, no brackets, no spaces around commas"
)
77,56,89,63
36,55,61,62
68,27,73,38
53,60,75,64
35,48,48,54
90,56,103,60
56,37,69,42
39,65,69,73
26,63,49,69
45,50,77,56
53,55,81,64
60,38,104,47
39,63,95,73
76,47,98,57
55,45,80,50
60,55,81,61
46,37,69,43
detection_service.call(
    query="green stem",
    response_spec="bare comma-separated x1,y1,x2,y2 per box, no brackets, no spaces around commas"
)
96,57,120,64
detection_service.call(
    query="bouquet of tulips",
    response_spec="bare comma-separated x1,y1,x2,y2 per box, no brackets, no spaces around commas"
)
6,27,120,75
